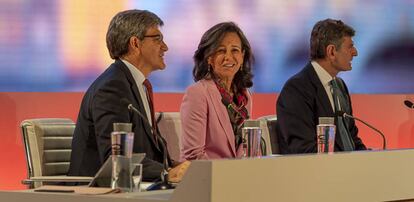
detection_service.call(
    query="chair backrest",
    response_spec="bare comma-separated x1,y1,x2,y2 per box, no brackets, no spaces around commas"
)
21,118,75,187
156,112,182,163
257,115,288,154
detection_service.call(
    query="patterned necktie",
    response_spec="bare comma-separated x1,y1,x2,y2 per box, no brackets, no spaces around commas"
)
143,79,158,142
330,78,354,151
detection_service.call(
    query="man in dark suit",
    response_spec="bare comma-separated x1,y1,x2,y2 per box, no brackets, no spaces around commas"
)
68,9,190,182
277,19,367,154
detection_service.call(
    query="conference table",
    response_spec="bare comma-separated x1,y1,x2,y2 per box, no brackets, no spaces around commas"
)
2,149,414,202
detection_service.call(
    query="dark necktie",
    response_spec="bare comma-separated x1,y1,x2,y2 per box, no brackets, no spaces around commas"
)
331,78,354,151
143,79,158,142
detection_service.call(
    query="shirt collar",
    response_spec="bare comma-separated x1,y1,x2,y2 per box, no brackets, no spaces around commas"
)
121,59,146,85
311,60,334,87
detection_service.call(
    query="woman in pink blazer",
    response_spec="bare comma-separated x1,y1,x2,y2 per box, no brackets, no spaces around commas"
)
180,22,254,160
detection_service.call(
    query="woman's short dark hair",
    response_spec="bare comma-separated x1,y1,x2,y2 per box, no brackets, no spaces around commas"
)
193,22,254,91
106,9,163,59
310,18,355,60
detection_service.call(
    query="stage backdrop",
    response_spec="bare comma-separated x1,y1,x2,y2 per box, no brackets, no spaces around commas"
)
0,0,413,93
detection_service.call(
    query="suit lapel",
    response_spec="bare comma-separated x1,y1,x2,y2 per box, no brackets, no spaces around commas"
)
305,62,345,151
116,60,160,151
306,63,334,115
203,80,236,156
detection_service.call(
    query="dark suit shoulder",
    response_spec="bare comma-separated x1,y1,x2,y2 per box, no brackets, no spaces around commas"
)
87,63,131,93
279,67,317,103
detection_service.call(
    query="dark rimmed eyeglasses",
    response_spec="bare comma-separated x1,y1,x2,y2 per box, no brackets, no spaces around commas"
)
143,34,164,43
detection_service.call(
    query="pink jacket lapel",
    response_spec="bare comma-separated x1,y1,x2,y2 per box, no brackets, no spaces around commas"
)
202,80,236,156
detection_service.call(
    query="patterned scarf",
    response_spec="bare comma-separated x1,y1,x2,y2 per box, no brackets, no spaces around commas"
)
214,80,249,147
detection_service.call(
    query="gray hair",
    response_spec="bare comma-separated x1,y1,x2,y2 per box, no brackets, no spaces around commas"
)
310,18,355,60
106,9,164,59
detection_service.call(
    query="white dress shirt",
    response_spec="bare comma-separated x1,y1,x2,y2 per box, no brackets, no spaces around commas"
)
311,60,335,111
121,59,152,126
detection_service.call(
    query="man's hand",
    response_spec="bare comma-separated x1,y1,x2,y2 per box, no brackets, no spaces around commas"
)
168,160,191,183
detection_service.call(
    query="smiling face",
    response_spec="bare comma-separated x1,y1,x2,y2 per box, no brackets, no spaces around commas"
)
139,25,168,71
332,36,358,73
208,32,245,83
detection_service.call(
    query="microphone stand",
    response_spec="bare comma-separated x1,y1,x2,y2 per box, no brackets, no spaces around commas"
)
338,111,387,150
125,102,174,190
146,131,174,190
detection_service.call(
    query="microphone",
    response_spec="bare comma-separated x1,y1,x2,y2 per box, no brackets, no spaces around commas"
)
404,100,414,109
335,111,386,150
120,98,174,190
